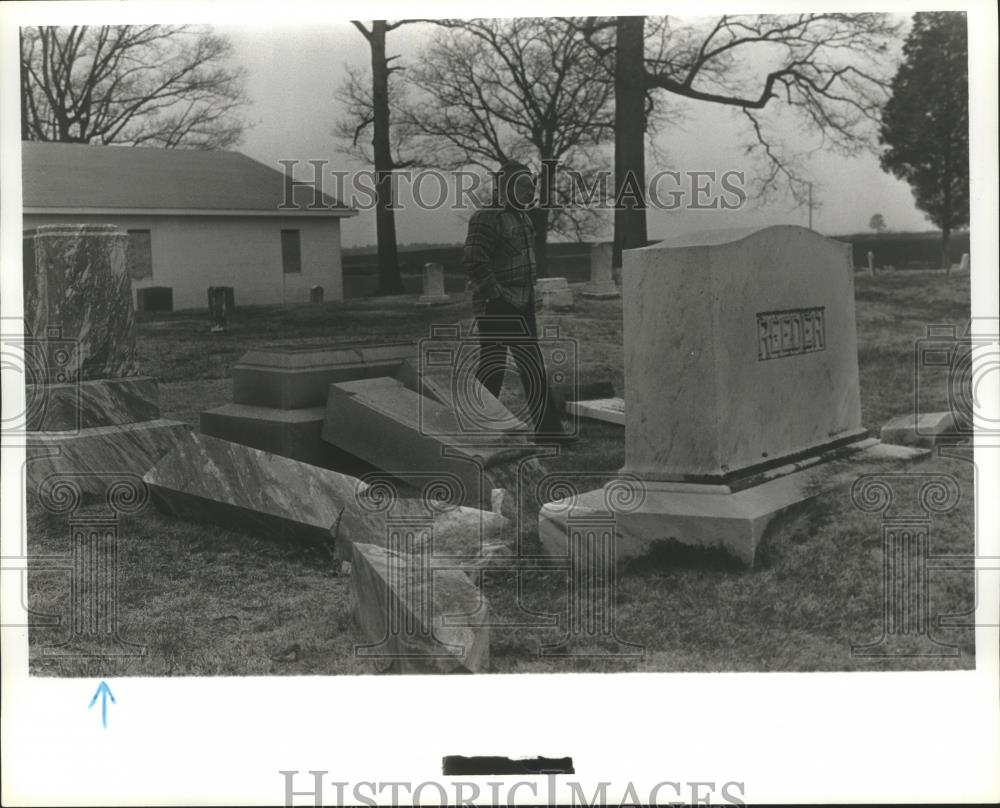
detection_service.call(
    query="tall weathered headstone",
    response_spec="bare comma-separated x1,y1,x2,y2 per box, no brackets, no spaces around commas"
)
23,224,188,495
23,225,139,379
866,250,875,275
418,262,450,306
581,242,620,299
207,285,231,332
539,225,924,565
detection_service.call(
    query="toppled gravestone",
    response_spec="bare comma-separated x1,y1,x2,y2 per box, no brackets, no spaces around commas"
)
351,542,491,674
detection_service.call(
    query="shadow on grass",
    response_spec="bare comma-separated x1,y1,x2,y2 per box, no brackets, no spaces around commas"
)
621,540,746,574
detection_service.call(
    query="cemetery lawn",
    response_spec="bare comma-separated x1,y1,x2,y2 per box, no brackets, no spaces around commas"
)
27,271,975,675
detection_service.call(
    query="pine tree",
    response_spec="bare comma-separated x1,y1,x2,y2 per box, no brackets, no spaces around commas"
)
879,12,969,269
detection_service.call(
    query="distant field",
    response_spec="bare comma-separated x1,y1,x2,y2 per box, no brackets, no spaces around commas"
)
27,270,974,676
342,230,970,298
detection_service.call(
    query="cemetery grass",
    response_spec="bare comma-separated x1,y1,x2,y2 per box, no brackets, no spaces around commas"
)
27,272,975,675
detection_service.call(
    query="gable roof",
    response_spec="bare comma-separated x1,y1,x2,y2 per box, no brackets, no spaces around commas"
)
22,141,355,217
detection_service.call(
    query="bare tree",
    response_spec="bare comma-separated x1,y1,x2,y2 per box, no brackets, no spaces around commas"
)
20,25,249,149
571,14,901,266
398,18,641,276
335,20,421,296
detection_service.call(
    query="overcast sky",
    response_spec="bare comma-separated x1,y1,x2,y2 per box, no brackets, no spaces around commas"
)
219,18,933,248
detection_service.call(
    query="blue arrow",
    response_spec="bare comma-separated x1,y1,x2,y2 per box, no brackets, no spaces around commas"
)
88,681,116,729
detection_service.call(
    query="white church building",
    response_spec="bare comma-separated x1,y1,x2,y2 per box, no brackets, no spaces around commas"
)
22,141,356,311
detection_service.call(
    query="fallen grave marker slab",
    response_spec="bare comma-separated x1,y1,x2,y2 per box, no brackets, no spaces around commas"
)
566,397,625,426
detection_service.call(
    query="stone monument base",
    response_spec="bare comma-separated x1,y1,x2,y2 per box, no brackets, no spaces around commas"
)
418,294,450,306
199,402,374,473
539,440,927,567
580,283,620,299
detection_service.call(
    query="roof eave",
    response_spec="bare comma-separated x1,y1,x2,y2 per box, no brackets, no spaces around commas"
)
22,206,358,218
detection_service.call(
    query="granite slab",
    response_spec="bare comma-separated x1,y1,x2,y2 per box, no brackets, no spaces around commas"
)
322,376,533,508
880,411,958,448
25,418,190,497
26,377,160,431
351,541,490,673
143,432,508,560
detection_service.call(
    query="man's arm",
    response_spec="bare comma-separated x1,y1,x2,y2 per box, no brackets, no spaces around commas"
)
462,209,503,300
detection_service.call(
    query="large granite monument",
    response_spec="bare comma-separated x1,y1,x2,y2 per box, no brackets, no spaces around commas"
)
23,224,188,494
539,225,925,565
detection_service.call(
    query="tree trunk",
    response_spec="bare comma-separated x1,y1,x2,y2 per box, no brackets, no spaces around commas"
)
370,21,403,296
532,157,557,278
532,207,550,280
612,16,648,269
942,227,952,275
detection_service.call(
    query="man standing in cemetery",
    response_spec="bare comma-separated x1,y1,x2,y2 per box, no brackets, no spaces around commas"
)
462,160,570,443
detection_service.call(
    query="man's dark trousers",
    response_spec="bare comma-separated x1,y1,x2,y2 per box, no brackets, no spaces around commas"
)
475,295,564,439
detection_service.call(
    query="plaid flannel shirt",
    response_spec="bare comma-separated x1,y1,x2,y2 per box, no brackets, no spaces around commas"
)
462,205,536,314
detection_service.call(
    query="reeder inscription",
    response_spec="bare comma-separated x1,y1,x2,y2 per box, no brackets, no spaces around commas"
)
757,307,825,361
